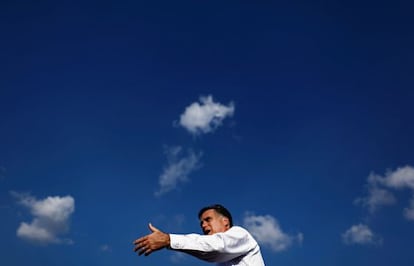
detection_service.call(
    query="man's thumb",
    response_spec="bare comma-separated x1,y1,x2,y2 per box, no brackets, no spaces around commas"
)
148,223,160,232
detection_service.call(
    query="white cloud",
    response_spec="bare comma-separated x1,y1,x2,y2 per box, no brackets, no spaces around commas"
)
155,146,202,196
354,183,396,213
356,166,414,220
12,192,75,245
381,166,414,190
243,213,303,252
403,196,414,221
17,222,56,242
178,95,235,135
342,224,382,245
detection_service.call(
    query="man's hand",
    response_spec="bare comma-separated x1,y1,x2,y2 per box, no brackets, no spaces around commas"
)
133,223,170,256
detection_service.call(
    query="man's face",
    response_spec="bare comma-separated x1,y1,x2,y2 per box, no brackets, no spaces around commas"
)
199,209,229,235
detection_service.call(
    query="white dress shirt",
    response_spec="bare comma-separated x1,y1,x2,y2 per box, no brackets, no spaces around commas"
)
169,226,265,266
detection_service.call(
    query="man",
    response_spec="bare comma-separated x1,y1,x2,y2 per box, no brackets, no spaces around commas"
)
133,204,265,266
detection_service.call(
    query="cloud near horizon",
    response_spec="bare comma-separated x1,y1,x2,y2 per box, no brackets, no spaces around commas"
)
178,95,235,135
342,224,382,245
155,146,202,197
355,165,414,220
243,213,303,252
11,192,75,245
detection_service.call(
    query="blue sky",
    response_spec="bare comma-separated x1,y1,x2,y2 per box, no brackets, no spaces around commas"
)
1,1,414,265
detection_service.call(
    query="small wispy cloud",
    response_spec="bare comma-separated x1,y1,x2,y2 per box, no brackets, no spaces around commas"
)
11,192,75,245
170,252,187,264
403,196,414,220
355,165,414,220
100,244,112,252
342,224,382,245
243,213,303,252
155,146,202,197
178,95,235,135
354,180,396,213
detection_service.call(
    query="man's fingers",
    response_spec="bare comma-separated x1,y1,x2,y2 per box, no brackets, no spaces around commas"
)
133,236,145,245
133,238,146,252
137,245,152,256
134,243,142,252
133,243,141,252
138,248,146,256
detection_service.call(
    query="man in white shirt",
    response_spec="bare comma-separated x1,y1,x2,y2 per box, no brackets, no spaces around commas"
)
133,204,265,266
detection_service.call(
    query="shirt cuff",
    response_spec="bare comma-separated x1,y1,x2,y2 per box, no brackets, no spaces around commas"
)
169,234,186,249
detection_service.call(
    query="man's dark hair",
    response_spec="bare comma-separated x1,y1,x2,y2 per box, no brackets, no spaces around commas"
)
198,204,233,227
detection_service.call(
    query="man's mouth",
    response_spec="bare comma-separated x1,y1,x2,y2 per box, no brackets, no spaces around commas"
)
204,230,211,235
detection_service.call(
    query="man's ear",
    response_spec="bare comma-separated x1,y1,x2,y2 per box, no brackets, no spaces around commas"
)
222,217,230,228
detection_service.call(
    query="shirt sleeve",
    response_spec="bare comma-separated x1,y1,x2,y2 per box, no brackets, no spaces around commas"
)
169,226,257,263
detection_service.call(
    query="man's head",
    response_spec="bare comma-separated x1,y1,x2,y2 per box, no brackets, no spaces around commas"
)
198,204,233,235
